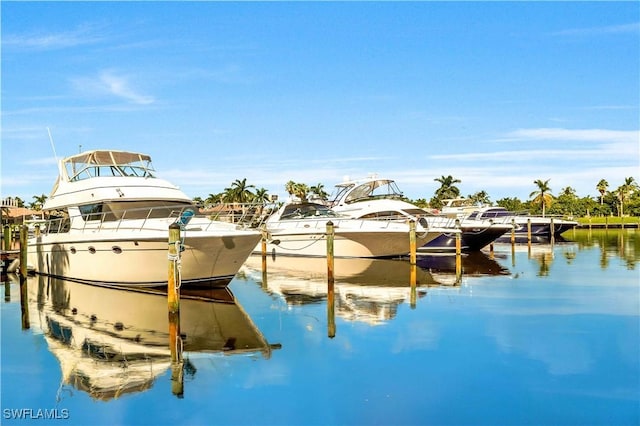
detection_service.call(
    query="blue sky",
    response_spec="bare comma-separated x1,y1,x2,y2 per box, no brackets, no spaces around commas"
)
1,1,638,204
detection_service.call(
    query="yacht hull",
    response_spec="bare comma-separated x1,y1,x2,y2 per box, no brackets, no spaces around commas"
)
27,230,261,287
255,229,438,258
420,224,511,252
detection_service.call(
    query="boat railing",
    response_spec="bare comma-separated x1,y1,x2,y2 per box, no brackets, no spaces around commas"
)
34,203,264,236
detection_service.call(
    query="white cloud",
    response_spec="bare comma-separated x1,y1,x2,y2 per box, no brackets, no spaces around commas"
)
71,70,155,105
552,22,640,37
503,128,638,144
2,25,107,50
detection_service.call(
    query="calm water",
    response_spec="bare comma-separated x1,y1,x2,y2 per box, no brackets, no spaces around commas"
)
2,229,639,426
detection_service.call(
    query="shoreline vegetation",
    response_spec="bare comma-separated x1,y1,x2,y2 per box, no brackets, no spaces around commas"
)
576,216,640,228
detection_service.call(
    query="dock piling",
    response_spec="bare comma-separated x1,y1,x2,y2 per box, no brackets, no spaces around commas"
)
455,219,462,280
168,223,181,314
326,221,335,287
19,225,28,278
3,225,10,251
326,221,336,338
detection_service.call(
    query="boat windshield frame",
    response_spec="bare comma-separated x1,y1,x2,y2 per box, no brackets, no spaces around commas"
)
63,151,156,182
330,179,404,205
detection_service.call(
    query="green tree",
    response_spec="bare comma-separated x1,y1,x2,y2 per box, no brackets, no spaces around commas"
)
530,179,553,217
431,175,462,209
495,197,525,213
413,198,429,208
467,190,491,206
29,194,48,211
615,176,638,217
285,181,310,201
253,187,270,203
223,178,255,203
205,192,223,206
596,179,608,206
548,187,579,217
309,183,329,201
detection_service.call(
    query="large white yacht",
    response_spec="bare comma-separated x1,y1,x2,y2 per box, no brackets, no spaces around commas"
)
256,200,441,258
327,176,510,252
27,150,261,287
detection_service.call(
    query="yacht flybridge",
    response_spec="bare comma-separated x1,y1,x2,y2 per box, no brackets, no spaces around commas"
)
27,150,261,287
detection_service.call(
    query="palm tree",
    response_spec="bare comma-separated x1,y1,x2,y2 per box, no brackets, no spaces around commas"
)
284,181,296,197
309,183,329,201
616,176,638,217
292,183,309,201
285,181,309,201
253,187,270,204
596,179,608,205
530,179,553,217
29,194,48,211
223,178,255,203
434,175,461,200
205,192,223,207
468,190,490,206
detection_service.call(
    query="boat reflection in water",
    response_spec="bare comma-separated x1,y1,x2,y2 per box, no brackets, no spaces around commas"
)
416,251,511,285
243,254,459,326
23,274,271,400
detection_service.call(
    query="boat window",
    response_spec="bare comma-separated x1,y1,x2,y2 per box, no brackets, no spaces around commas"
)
280,203,336,219
74,201,194,223
403,208,429,216
105,201,194,220
79,204,117,222
360,211,405,220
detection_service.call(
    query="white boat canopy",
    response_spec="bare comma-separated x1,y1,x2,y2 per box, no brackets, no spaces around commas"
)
62,150,156,182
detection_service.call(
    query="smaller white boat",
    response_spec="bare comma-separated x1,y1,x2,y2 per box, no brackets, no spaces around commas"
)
256,201,440,258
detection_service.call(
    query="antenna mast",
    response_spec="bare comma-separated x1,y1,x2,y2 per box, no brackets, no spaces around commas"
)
47,127,59,162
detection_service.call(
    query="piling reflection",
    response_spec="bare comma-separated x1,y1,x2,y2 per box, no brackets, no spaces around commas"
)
14,274,271,401
416,251,511,285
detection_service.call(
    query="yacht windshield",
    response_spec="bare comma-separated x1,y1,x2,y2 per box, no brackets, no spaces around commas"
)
339,180,404,204
280,203,338,219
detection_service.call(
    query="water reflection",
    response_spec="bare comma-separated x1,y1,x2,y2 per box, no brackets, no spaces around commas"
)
15,274,271,401
569,229,639,268
243,252,510,326
505,229,639,272
243,256,431,325
416,251,510,285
